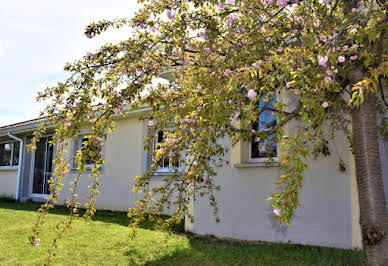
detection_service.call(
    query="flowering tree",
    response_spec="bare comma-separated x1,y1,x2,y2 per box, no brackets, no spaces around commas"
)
28,0,387,264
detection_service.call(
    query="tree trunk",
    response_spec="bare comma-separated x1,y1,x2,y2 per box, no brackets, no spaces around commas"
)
353,91,388,265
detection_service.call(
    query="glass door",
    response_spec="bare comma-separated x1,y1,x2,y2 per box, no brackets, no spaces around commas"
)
31,137,53,195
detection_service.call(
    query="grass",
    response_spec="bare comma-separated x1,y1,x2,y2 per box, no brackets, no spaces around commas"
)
0,199,362,265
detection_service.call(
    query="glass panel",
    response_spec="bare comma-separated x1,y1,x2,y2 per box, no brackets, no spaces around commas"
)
32,137,53,195
0,143,12,166
12,142,20,166
81,137,101,165
32,139,46,194
251,94,277,158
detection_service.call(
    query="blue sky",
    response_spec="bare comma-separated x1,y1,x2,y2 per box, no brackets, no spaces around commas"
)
0,0,140,126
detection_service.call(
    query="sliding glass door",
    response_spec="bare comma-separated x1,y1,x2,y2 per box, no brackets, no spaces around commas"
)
31,137,53,195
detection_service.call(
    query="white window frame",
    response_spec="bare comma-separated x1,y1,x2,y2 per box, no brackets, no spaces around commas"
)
0,141,20,170
248,93,278,163
78,135,103,169
152,130,182,173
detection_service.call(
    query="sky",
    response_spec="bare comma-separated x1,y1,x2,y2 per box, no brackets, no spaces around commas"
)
0,0,140,126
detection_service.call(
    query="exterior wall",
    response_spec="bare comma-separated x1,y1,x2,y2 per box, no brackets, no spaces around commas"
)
186,131,361,249
0,169,17,198
57,116,147,211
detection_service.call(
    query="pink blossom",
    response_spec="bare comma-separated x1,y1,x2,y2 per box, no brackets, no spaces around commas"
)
286,82,292,88
219,2,225,9
277,0,287,7
193,161,199,166
351,8,357,12
322,101,329,108
277,47,283,52
148,120,154,127
350,44,358,50
66,163,71,169
338,56,345,63
60,141,66,147
350,55,358,60
319,36,327,42
344,45,349,51
226,0,235,4
265,0,273,4
292,29,298,34
96,137,102,142
323,0,331,3
247,89,257,100
64,122,71,127
224,68,231,76
114,107,122,116
167,10,173,20
354,24,359,28
197,86,202,92
273,209,281,216
228,99,233,104
85,33,94,39
89,118,97,123
314,21,321,28
324,76,331,82
34,239,40,247
317,55,328,66
351,28,357,34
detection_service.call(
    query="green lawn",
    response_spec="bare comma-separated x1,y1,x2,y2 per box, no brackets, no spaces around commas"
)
0,199,362,265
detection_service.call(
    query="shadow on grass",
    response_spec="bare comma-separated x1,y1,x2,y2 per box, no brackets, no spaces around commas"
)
0,198,184,232
139,235,363,266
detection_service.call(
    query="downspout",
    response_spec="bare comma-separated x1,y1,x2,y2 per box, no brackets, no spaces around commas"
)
8,133,23,201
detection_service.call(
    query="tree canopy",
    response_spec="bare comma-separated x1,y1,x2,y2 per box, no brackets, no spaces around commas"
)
27,0,387,264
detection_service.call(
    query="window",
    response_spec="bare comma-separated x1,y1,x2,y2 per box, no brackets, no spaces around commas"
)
249,93,277,161
153,130,181,173
79,136,102,167
0,141,20,167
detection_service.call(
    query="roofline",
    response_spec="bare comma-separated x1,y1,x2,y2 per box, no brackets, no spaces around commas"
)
0,106,150,137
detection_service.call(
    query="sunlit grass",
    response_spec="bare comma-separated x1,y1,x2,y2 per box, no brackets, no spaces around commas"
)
0,199,362,265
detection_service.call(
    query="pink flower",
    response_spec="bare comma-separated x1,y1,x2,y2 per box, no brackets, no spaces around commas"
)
197,86,202,92
286,82,292,88
247,89,257,100
324,76,331,82
323,0,330,3
228,99,233,104
224,68,231,76
85,33,94,39
344,45,349,51
60,141,66,147
351,28,357,34
351,8,357,12
96,137,102,142
66,164,71,169
317,55,328,66
322,101,329,108
114,107,122,116
265,0,273,4
167,10,173,20
277,0,287,7
89,118,97,123
219,2,225,9
350,55,358,60
338,56,345,63
64,123,71,127
34,239,40,247
314,21,321,27
277,47,283,52
148,120,154,127
354,24,359,28
226,0,235,4
193,161,199,166
350,44,358,50
273,209,281,216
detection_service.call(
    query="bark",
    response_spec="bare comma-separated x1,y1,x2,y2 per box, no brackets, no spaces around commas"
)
352,87,388,265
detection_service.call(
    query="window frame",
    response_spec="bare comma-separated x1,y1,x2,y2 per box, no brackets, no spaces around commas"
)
77,135,103,169
248,93,278,163
152,129,182,173
0,141,20,169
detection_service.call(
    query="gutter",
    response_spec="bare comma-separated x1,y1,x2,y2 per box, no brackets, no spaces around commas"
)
7,133,23,201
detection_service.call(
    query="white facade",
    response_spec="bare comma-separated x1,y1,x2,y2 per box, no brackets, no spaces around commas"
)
1,110,387,249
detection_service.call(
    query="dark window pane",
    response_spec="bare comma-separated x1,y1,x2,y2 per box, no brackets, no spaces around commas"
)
0,143,12,166
251,94,277,158
12,142,20,166
81,137,101,165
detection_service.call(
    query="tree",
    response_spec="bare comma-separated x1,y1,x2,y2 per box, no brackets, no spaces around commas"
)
28,0,387,264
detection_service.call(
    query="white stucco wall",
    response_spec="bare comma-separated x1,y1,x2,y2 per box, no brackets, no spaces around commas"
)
0,169,17,198
186,132,361,249
56,116,147,211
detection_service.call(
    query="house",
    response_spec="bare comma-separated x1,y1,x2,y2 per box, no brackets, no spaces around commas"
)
0,99,387,250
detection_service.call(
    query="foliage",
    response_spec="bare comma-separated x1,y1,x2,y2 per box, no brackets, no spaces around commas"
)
0,200,363,265
26,0,387,261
